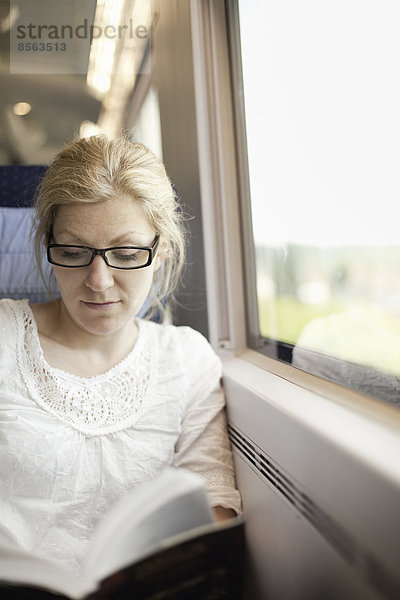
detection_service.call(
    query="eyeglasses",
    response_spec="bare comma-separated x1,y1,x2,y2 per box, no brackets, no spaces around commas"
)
47,235,160,270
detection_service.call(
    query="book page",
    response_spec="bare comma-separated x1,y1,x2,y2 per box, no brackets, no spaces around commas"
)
97,517,246,599
0,538,96,599
84,468,215,583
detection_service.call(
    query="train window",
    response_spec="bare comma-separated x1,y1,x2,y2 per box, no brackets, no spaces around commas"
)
235,0,400,406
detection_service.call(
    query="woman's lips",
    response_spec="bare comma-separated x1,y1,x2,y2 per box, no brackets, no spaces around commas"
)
82,301,120,311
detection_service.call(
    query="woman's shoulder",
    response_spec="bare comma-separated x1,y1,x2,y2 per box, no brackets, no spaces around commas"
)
0,298,58,342
140,318,213,348
0,299,27,368
140,318,221,374
0,297,26,322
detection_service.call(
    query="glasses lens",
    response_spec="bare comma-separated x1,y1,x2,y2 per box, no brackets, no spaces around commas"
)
105,248,151,269
49,246,92,266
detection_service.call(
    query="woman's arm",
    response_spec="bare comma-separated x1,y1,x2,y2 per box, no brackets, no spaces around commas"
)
173,327,242,517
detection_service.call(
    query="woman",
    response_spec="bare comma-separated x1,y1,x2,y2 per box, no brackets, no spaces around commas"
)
0,135,241,574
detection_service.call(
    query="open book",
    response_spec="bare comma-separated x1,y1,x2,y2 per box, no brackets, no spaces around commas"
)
0,468,244,599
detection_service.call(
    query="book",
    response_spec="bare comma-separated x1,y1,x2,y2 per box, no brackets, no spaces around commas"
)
0,468,245,599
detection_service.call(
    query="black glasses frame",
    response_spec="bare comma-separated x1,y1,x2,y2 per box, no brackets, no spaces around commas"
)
47,234,160,270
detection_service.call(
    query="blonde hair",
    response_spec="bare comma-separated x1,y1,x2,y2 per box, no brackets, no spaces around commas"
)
33,135,186,320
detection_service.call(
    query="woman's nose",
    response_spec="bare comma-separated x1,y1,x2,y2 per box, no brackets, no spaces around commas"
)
84,255,114,291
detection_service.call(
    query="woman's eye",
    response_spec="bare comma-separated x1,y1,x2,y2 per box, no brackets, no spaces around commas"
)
62,250,85,259
114,251,140,261
108,248,149,267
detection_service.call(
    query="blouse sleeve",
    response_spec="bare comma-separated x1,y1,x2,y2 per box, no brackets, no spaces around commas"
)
172,327,242,515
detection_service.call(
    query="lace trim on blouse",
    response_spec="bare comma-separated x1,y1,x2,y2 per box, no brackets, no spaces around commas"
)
14,301,157,436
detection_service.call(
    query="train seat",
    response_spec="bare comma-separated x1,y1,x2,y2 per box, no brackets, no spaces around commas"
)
0,165,54,303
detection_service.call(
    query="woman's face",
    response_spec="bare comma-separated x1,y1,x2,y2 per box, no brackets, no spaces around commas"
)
50,195,162,338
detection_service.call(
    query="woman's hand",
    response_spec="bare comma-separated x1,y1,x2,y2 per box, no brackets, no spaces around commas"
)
213,506,237,522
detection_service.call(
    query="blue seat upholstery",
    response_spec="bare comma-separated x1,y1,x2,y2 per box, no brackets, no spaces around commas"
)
0,165,47,209
0,165,57,303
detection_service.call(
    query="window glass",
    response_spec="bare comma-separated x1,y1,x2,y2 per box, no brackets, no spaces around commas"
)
129,86,163,160
237,0,400,406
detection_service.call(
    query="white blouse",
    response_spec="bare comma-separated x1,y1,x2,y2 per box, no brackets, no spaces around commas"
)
0,298,241,574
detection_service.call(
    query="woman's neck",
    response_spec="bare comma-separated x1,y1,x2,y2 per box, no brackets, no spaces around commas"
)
31,299,139,377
